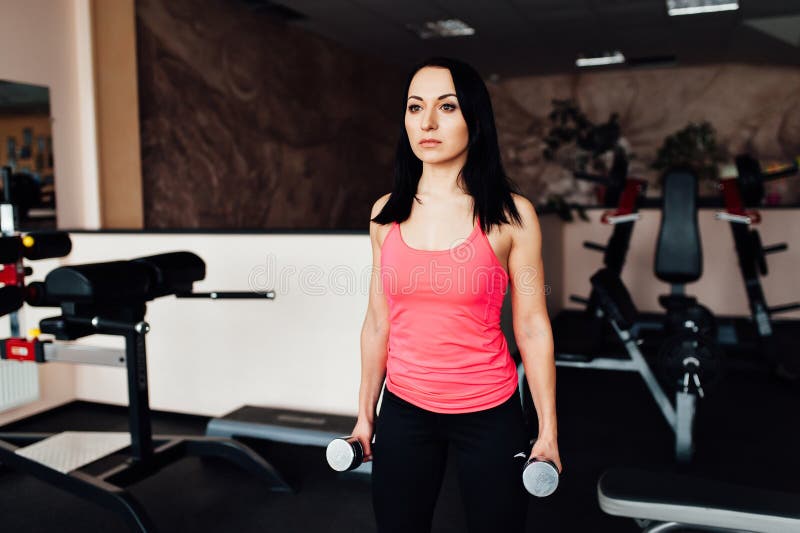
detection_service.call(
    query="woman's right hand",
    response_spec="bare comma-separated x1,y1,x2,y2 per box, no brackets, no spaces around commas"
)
351,416,375,462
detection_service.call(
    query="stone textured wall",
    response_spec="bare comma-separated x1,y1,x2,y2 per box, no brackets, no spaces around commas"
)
136,0,800,228
491,64,800,205
136,0,403,229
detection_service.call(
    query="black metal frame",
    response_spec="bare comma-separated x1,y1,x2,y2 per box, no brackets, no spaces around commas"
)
564,177,648,347
0,318,292,533
718,166,800,368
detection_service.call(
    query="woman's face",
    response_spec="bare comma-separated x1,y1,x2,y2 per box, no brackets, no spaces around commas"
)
405,66,469,165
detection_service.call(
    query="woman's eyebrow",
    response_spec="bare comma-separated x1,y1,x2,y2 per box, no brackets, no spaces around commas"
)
407,93,457,101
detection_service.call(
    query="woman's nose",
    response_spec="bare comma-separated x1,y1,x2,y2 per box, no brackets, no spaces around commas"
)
421,108,437,131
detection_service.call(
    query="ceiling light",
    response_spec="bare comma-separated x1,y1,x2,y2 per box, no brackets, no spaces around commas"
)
744,15,800,47
667,0,739,16
406,19,475,39
576,51,626,68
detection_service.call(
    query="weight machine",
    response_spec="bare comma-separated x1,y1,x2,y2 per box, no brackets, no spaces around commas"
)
555,169,722,462
715,155,800,377
0,166,288,533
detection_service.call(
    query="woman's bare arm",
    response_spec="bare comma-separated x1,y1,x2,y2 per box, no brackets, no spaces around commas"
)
508,194,562,472
352,193,392,459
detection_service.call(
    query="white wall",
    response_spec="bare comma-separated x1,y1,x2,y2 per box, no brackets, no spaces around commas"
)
0,213,565,422
58,232,375,417
0,2,797,425
0,0,102,426
24,207,800,421
2,206,798,424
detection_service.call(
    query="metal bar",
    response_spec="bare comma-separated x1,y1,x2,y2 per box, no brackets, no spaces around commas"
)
675,391,696,463
182,436,293,492
768,302,800,315
43,343,127,367
606,213,640,225
125,331,152,462
99,438,184,486
715,212,751,224
0,438,158,532
176,291,276,299
556,358,639,371
0,432,52,445
763,243,787,254
583,241,606,253
612,323,677,428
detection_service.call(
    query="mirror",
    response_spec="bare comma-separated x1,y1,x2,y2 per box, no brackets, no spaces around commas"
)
0,80,56,230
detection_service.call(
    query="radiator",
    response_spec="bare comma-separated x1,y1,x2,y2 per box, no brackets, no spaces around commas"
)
0,360,40,413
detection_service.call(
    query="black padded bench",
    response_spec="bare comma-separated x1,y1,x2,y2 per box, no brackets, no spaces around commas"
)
0,250,287,533
598,468,800,532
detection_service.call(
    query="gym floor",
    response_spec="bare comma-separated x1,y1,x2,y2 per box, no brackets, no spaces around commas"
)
1,360,797,533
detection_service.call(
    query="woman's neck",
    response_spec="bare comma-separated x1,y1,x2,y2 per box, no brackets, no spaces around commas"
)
417,155,468,197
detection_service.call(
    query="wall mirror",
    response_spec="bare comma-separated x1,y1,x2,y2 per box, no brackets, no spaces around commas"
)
0,80,56,230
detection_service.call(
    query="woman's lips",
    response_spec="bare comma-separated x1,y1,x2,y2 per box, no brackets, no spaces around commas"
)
419,139,442,147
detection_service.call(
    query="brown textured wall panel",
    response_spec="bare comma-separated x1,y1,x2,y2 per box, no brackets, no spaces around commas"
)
136,0,800,229
135,0,403,229
491,65,800,204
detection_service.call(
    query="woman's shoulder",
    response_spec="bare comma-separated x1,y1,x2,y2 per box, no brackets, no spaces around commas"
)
510,193,535,217
506,193,540,246
370,193,394,250
371,193,392,218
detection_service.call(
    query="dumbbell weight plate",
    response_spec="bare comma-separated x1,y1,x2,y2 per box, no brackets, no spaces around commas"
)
658,332,724,391
326,437,366,472
666,304,716,339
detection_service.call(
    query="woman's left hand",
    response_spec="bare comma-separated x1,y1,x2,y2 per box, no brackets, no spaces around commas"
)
530,435,562,474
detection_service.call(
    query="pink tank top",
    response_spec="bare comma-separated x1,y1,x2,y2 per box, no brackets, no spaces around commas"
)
380,215,518,413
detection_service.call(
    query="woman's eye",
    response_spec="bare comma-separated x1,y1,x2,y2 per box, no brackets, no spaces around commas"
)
407,103,457,112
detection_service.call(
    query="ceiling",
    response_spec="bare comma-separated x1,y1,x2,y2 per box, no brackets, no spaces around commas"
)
263,0,800,78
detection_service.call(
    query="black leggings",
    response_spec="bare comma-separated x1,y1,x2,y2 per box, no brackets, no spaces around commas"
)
371,387,529,533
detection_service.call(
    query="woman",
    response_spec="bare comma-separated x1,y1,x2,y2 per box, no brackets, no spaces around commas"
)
352,57,561,533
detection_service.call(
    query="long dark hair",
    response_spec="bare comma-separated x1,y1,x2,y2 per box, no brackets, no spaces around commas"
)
371,57,522,233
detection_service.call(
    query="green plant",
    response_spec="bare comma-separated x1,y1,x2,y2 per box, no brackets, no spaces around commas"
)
652,121,726,186
541,99,631,210
543,99,621,163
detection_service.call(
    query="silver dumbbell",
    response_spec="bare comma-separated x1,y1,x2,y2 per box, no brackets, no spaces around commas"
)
515,453,560,497
326,436,369,472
